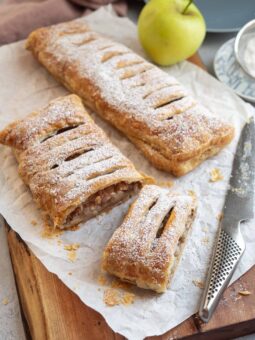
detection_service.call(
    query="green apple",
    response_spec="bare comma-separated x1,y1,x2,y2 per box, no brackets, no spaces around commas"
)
138,0,206,66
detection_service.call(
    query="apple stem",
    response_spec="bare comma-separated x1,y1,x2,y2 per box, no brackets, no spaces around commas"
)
182,0,193,14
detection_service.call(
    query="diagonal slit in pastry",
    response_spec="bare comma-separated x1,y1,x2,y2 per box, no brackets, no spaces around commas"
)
50,147,95,170
51,154,114,180
72,36,97,46
119,65,152,80
150,207,174,251
154,96,184,110
153,96,197,122
40,125,81,143
59,27,88,36
98,44,115,51
147,197,158,212
65,148,94,162
101,51,129,62
142,84,176,99
129,81,146,88
116,59,143,69
86,165,127,181
156,207,174,239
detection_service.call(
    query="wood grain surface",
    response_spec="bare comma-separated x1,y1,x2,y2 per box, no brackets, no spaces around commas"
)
6,53,255,340
6,227,255,340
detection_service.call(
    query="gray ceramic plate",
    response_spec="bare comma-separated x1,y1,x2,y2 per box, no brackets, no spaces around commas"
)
195,0,255,33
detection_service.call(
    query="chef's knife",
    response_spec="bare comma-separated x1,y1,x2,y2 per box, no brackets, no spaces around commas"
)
199,118,255,323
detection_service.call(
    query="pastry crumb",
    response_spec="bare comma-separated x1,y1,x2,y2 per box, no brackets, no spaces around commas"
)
122,292,135,305
103,288,135,306
102,278,136,307
68,272,72,276
238,290,251,296
192,280,205,289
57,239,63,246
188,190,196,198
201,237,209,245
67,250,77,262
111,279,132,291
104,288,121,306
31,220,37,226
64,243,80,251
64,243,80,262
217,213,224,221
210,168,223,182
98,274,108,286
140,172,156,185
41,225,63,239
2,298,9,305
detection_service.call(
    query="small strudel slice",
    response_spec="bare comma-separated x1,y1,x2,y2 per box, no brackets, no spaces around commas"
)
0,95,145,228
102,185,197,293
26,19,234,176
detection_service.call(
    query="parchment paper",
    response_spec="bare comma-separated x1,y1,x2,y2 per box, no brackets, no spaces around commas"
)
0,6,255,340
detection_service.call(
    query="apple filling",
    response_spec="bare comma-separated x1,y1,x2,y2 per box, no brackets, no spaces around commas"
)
63,181,141,228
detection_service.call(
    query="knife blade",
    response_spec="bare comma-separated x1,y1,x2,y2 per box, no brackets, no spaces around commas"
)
199,118,255,323
223,118,255,224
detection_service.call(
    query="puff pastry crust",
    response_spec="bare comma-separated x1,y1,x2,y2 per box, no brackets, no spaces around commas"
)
26,19,235,176
0,95,145,228
102,185,197,293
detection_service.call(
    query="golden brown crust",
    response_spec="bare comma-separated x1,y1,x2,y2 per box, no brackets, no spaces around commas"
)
0,95,145,228
128,135,225,177
26,19,235,176
0,95,88,151
102,185,197,293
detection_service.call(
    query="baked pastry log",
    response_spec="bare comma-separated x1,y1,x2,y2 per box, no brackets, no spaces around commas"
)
26,19,235,176
0,95,146,228
102,185,197,293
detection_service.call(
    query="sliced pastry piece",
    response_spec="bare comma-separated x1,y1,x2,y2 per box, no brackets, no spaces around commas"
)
102,185,197,293
26,19,234,176
0,95,146,228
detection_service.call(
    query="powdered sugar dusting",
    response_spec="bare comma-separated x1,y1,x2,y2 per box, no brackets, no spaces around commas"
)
5,95,143,226
27,18,234,161
103,185,196,291
0,95,87,150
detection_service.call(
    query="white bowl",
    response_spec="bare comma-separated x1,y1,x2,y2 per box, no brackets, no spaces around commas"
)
214,38,255,103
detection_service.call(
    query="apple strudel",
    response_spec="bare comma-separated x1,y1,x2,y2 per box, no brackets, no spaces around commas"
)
0,95,145,228
26,19,235,176
102,185,197,293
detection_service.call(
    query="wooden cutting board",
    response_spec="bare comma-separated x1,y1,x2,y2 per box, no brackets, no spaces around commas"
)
6,54,255,340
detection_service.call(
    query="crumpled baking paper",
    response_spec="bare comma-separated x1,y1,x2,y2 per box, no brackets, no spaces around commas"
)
0,6,255,340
